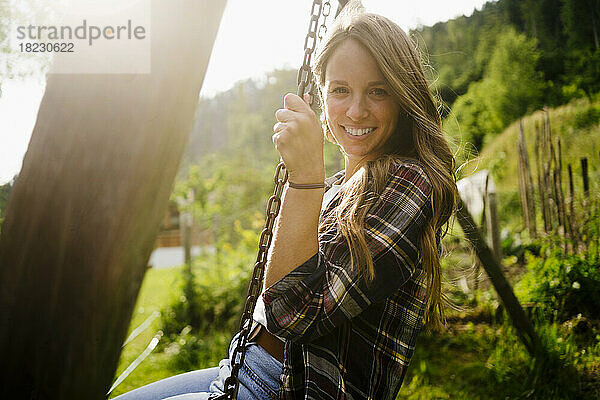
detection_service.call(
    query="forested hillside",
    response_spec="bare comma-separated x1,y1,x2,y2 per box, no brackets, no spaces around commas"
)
413,0,599,153
0,180,12,233
416,0,599,105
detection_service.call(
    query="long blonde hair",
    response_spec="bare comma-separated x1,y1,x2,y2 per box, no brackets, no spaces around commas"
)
313,8,458,328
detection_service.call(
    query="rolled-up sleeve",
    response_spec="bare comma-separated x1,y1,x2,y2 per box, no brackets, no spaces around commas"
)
262,161,433,343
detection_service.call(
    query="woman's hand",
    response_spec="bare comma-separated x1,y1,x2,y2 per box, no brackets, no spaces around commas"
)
273,93,325,184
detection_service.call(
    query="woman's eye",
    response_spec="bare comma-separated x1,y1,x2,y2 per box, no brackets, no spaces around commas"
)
331,87,349,94
371,88,388,96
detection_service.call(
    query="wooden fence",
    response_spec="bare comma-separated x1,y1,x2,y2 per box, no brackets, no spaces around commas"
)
517,109,599,255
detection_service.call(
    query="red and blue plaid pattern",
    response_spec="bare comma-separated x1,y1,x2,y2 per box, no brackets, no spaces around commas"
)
263,158,438,400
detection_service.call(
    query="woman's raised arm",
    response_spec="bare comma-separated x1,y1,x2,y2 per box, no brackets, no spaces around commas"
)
264,92,326,289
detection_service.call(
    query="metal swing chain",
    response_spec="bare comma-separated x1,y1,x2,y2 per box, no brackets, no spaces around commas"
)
213,1,330,399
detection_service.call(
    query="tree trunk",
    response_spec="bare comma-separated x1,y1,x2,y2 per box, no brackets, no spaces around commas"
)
0,1,226,399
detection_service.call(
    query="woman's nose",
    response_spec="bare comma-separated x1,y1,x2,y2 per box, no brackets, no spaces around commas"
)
345,95,369,121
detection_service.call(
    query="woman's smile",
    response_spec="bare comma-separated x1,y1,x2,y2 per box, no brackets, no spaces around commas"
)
341,125,377,137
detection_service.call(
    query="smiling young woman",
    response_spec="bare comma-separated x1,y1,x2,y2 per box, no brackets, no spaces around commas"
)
259,5,459,400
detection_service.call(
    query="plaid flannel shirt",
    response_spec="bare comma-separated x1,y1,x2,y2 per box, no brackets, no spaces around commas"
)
262,158,440,400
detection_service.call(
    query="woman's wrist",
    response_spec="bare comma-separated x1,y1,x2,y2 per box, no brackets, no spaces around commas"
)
287,169,325,185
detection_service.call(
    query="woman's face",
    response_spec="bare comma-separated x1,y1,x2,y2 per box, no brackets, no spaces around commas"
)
322,38,400,163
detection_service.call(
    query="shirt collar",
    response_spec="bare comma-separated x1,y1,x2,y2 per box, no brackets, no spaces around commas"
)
324,169,345,189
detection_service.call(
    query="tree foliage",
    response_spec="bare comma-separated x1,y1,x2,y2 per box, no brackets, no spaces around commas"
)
414,0,599,153
0,1,54,96
0,178,15,233
448,28,544,150
414,0,598,106
485,28,544,127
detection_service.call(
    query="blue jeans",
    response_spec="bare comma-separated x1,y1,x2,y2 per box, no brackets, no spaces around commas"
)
113,331,283,400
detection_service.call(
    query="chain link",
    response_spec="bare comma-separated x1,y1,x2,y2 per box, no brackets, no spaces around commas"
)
310,0,331,108
211,2,328,399
297,0,324,102
318,1,331,40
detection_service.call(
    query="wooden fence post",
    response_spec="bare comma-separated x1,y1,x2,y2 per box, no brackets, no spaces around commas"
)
568,164,575,217
555,138,569,252
581,157,589,198
581,157,590,253
535,121,550,232
486,187,502,263
567,163,579,252
518,120,537,238
0,2,226,399
545,110,559,234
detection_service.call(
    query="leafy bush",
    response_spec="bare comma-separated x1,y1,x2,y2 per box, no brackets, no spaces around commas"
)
487,322,581,399
573,105,600,129
161,325,233,373
495,189,523,230
161,237,256,339
162,325,205,371
193,248,253,333
517,247,600,322
172,159,272,249
159,241,256,370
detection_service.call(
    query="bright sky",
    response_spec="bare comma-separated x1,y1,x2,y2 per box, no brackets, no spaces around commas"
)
0,0,491,184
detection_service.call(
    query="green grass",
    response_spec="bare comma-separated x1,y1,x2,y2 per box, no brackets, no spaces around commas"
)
108,266,183,398
109,263,237,398
402,322,600,399
399,325,496,400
